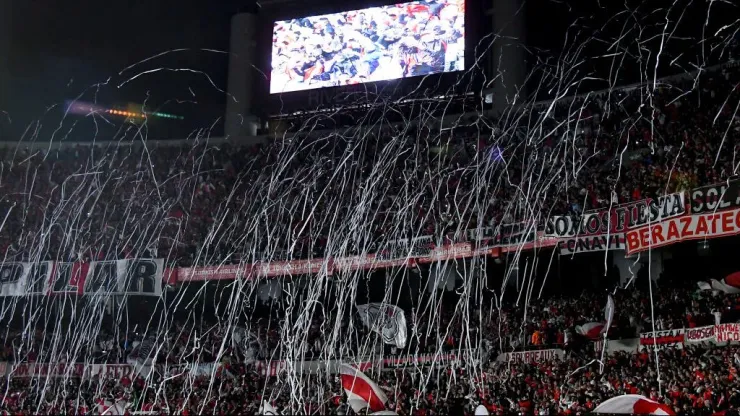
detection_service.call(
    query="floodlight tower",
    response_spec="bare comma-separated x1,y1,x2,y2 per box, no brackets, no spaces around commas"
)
225,11,260,139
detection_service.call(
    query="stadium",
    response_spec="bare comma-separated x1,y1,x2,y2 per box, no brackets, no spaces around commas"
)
1,0,740,414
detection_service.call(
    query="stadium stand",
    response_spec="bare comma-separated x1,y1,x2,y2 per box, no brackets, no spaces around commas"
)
0,60,739,414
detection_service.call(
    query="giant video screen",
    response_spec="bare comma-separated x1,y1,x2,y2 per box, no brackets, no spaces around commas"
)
270,0,465,94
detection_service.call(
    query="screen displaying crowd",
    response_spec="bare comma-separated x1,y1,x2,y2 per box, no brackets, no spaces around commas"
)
269,0,465,93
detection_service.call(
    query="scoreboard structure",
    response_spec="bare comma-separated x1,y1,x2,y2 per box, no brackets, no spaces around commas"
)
224,0,526,139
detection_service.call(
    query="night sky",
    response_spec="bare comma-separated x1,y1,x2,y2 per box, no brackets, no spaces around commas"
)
1,0,252,140
0,0,736,140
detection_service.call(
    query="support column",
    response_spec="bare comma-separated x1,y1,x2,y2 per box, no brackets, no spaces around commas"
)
489,0,526,114
614,250,663,286
0,0,13,138
226,12,259,138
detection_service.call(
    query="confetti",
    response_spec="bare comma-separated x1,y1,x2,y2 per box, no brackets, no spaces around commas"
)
0,1,738,414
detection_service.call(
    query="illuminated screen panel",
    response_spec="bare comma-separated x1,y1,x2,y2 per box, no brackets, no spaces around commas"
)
269,0,465,94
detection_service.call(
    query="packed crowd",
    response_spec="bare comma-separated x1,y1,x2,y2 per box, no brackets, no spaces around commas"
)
1,336,740,414
0,64,738,269
2,275,738,363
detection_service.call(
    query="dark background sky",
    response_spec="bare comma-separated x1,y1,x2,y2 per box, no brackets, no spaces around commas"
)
0,0,736,141
1,0,254,140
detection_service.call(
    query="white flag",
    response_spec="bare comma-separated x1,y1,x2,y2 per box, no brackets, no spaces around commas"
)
261,400,279,415
97,399,127,415
356,303,407,348
711,278,740,294
604,295,615,332
232,327,262,363
127,336,157,377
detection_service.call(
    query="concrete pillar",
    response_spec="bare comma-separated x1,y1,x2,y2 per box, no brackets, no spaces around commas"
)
225,12,259,138
614,250,663,286
489,0,526,114
0,0,12,138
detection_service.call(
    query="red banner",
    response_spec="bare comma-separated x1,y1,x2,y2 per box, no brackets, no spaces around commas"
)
178,264,254,282
626,209,740,254
2,363,135,378
178,244,496,282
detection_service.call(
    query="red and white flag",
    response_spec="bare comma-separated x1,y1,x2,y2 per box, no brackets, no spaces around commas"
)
340,364,388,413
576,322,605,340
711,271,740,294
96,399,126,415
593,394,674,415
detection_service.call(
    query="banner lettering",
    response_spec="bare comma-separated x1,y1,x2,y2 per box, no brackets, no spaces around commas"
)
625,209,740,254
685,325,715,343
0,259,163,296
690,179,740,214
4,363,135,379
545,193,685,238
716,323,740,342
558,233,625,255
639,329,685,351
496,349,564,364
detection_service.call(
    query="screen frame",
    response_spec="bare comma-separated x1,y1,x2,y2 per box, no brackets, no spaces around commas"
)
268,0,467,95
254,0,485,116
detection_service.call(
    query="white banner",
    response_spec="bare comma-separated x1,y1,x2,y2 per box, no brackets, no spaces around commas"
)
594,338,639,354
685,325,715,343
356,303,407,348
84,259,163,296
716,323,740,342
127,336,157,376
0,261,53,296
0,259,163,296
558,234,626,255
496,349,565,364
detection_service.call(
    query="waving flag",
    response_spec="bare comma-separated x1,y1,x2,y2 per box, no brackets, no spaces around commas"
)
576,322,605,340
356,303,407,348
340,364,388,413
127,336,157,376
96,399,126,415
593,394,675,415
233,327,262,363
710,271,740,294
260,400,279,415
605,295,615,331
